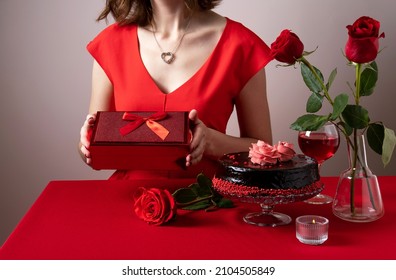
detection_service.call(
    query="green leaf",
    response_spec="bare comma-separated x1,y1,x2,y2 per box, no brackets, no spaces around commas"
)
204,204,219,212
382,126,396,167
367,123,384,155
195,173,214,196
330,93,349,120
182,200,212,211
217,198,234,208
189,183,200,196
290,114,328,131
306,92,323,113
302,47,318,57
172,187,198,204
338,121,353,136
173,172,234,212
190,183,212,198
341,105,370,129
301,63,324,93
360,61,378,97
326,68,337,91
197,173,212,188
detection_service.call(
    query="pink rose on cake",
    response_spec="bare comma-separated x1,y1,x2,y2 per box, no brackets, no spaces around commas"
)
249,140,296,165
275,141,296,162
249,140,280,165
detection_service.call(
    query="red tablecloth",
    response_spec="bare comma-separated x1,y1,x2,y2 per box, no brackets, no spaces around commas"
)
0,177,395,260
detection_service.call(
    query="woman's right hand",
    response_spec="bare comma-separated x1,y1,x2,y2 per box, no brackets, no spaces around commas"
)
79,113,96,165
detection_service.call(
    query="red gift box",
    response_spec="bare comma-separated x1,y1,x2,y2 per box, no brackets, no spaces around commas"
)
90,111,191,170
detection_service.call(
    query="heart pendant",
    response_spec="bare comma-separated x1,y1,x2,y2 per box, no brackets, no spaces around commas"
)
161,52,175,64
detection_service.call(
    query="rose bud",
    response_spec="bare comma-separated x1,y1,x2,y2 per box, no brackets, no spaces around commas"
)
345,16,385,64
270,29,304,64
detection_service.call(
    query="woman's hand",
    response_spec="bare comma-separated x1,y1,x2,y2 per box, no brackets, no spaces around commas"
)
186,109,208,167
79,113,96,165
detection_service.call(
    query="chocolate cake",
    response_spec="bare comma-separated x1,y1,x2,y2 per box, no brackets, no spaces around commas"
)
213,152,322,197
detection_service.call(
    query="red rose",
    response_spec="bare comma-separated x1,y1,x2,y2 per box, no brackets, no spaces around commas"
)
133,187,176,225
345,16,385,63
270,29,304,64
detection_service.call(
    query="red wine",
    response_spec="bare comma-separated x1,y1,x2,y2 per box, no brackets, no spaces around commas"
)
298,132,340,163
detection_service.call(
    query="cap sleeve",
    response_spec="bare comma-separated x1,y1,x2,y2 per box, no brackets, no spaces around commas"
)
230,21,273,93
87,23,136,84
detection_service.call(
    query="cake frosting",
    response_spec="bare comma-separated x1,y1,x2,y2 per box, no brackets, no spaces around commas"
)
213,141,321,198
249,140,296,165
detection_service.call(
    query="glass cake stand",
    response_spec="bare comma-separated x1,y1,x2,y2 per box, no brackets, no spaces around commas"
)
214,181,324,227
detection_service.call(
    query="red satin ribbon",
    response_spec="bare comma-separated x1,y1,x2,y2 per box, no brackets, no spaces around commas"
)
120,112,170,140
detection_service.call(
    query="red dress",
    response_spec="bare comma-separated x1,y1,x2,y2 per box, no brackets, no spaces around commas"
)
87,18,272,179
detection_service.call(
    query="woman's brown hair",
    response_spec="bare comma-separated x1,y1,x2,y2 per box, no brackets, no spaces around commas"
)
97,0,222,26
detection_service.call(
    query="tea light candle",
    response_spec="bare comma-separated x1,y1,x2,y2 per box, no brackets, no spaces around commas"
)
296,215,329,245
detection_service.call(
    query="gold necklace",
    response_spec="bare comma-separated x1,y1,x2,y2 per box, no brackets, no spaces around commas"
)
151,16,192,64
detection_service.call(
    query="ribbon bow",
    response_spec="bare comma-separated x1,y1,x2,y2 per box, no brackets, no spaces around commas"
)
120,112,170,140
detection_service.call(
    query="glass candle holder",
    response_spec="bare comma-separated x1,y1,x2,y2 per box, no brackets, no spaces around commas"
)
296,215,329,245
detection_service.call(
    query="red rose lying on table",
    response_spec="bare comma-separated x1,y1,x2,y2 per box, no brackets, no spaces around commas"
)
133,187,176,225
133,174,234,225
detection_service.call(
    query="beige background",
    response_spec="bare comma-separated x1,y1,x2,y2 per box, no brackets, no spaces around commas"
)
1,0,395,245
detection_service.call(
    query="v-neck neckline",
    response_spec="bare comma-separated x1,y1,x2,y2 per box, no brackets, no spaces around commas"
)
135,18,230,95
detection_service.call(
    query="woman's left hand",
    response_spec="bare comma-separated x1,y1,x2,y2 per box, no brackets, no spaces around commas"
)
186,109,208,166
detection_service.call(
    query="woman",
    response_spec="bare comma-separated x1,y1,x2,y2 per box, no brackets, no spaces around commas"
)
79,0,273,179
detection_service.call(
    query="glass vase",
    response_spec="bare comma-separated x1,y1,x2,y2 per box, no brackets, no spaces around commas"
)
332,133,384,222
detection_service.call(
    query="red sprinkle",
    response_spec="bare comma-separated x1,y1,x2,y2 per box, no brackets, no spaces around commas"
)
212,177,323,198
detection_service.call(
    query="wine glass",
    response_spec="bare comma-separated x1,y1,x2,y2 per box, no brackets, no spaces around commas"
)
298,122,340,204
